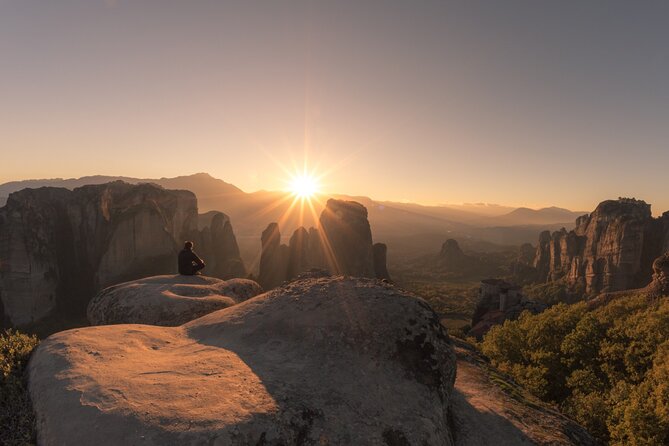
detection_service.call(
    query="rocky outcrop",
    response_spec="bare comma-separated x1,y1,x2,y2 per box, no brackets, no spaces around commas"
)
510,243,539,283
533,198,669,296
319,199,376,276
190,212,246,279
258,223,289,290
373,243,391,280
87,275,262,326
647,252,669,296
29,277,456,445
517,242,535,265
258,199,390,289
439,239,467,262
587,251,669,310
437,239,479,272
0,182,246,328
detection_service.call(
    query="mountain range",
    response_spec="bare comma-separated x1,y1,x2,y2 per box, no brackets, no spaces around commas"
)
0,173,586,265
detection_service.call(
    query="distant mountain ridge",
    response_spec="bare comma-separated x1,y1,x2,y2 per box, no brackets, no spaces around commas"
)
0,173,583,227
490,206,587,227
0,173,585,264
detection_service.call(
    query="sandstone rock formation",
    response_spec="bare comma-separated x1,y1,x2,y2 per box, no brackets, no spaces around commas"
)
533,198,669,296
373,243,391,280
258,199,390,289
647,252,669,296
509,242,539,283
190,212,246,279
437,239,479,272
319,199,376,276
258,222,289,290
0,182,246,328
29,277,456,445
87,275,262,326
587,251,669,309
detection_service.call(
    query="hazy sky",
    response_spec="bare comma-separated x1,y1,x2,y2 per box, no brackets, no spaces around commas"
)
1,1,668,212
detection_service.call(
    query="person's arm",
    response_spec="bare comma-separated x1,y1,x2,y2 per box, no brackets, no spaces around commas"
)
190,251,205,267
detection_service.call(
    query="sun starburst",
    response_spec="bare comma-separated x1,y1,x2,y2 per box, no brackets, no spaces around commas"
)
289,174,319,199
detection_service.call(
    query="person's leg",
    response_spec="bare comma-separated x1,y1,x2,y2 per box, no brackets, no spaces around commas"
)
193,263,205,274
180,264,197,276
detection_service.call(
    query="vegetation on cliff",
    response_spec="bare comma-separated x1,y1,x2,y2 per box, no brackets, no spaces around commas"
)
481,293,669,445
1,329,39,446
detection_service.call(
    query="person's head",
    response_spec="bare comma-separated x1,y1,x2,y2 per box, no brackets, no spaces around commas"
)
184,241,193,250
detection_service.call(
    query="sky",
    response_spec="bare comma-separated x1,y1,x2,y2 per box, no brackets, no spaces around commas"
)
1,1,668,212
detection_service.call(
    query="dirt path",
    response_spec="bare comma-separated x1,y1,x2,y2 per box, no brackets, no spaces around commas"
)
448,340,595,446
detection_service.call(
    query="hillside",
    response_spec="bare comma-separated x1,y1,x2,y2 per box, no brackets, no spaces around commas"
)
481,287,669,445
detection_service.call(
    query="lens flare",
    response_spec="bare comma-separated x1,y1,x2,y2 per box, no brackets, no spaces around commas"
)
289,174,319,199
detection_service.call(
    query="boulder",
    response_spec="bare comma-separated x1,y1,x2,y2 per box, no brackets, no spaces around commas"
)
30,277,456,445
87,275,262,326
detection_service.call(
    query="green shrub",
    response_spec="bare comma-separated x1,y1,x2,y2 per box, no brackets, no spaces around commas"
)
480,293,669,444
1,329,39,446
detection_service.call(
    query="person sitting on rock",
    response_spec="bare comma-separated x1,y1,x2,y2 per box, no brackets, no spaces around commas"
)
178,241,205,275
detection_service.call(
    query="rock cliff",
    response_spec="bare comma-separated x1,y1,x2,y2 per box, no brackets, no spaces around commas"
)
258,199,389,289
190,212,246,279
0,182,246,328
533,198,669,295
319,199,376,276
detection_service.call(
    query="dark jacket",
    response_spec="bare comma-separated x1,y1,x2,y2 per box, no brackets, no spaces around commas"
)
178,248,205,275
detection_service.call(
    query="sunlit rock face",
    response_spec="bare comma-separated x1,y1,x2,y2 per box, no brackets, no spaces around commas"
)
0,182,246,328
87,274,262,327
533,198,669,295
258,199,390,289
29,277,456,445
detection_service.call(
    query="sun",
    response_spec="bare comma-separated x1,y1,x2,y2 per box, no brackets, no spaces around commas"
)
289,174,319,199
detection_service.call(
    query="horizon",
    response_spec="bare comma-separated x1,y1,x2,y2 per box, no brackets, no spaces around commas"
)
2,1,669,211
0,170,600,214
5,171,669,216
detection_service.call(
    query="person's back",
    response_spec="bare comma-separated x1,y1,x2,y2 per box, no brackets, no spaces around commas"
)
178,241,205,275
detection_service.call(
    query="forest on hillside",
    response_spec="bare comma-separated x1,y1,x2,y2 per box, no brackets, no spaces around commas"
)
481,292,669,445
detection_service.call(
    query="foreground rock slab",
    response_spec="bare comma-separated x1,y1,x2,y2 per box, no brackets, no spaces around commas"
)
87,275,262,326
30,277,457,445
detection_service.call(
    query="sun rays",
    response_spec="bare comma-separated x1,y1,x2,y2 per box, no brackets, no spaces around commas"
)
288,174,319,199
243,156,347,277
